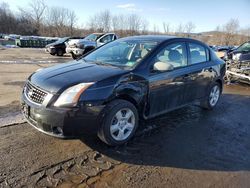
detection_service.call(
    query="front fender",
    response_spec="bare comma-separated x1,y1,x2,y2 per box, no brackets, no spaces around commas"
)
79,73,148,113
114,82,147,106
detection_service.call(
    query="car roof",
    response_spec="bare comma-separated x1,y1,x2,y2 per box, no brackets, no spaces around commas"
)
120,35,200,42
92,33,116,35
92,33,104,35
120,35,209,47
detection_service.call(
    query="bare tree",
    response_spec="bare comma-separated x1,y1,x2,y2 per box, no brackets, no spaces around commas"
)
141,19,149,34
88,14,99,32
223,18,240,45
175,23,184,36
101,10,111,32
2,2,249,45
153,24,159,34
210,25,224,45
111,15,119,31
112,14,127,35
65,9,77,36
162,22,171,34
128,14,140,34
89,11,148,36
0,2,16,33
88,10,111,32
45,6,77,37
19,0,46,35
240,27,250,37
185,21,196,35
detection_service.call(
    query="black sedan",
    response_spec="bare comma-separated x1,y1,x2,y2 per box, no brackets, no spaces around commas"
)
21,36,226,145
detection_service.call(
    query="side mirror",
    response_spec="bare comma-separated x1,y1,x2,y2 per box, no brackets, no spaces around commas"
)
153,61,174,72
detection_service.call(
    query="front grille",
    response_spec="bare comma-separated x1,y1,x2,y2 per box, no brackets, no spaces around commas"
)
25,82,48,104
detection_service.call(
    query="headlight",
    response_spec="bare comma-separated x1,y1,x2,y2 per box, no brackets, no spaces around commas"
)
49,46,55,48
54,82,94,107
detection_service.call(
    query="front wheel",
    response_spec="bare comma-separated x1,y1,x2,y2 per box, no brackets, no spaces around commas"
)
200,83,221,110
98,99,139,146
56,49,64,56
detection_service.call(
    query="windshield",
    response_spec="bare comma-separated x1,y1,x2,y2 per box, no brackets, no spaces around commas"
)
81,40,159,69
85,34,103,41
237,42,250,52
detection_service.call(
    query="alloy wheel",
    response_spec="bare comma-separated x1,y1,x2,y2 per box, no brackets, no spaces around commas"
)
209,85,220,106
110,108,135,141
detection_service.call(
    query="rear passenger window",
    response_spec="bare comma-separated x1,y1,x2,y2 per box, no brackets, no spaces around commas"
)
189,43,208,64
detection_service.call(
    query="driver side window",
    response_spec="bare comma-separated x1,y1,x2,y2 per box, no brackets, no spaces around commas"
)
152,42,187,72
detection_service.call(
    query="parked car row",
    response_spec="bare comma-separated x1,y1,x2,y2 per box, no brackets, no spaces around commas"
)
66,33,118,59
45,33,118,59
45,37,85,56
209,45,237,59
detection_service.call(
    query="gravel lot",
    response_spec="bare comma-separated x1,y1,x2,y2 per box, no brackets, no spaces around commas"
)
0,48,250,187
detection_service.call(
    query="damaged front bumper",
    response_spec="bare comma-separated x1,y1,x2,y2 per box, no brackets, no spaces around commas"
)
21,91,105,138
66,47,85,55
226,60,250,84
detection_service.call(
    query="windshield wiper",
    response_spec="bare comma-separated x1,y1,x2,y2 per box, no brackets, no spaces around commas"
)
97,62,115,67
93,61,121,68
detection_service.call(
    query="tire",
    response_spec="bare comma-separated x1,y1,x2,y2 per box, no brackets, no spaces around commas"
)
98,99,139,146
50,53,56,56
200,82,221,110
56,49,64,56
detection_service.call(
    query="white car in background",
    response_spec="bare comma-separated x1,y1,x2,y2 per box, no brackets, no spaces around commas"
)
66,33,118,59
65,38,85,54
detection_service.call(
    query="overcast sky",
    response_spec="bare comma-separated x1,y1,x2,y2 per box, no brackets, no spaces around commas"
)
4,0,250,32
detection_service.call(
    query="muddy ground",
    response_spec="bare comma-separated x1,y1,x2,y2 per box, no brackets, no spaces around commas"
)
0,48,250,188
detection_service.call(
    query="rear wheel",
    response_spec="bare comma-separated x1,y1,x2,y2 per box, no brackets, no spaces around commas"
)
98,99,138,146
200,82,221,110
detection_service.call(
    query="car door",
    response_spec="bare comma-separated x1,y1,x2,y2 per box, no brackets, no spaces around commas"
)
147,42,189,118
184,42,214,103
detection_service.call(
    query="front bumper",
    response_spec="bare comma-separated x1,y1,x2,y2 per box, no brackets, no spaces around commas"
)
21,91,105,138
66,47,84,55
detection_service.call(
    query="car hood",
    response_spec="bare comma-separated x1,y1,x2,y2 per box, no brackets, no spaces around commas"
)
77,39,96,45
29,61,128,93
46,41,63,47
